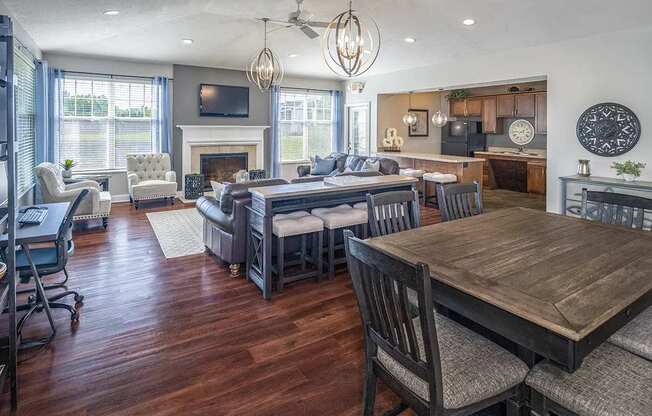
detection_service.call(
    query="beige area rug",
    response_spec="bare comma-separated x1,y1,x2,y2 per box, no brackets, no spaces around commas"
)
146,209,205,259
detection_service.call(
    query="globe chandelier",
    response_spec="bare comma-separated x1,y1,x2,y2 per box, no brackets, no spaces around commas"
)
247,18,284,91
402,92,417,127
321,0,381,78
431,110,449,127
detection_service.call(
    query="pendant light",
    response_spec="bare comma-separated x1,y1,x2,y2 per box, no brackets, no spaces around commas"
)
247,18,284,91
402,92,417,127
431,110,449,127
322,0,381,78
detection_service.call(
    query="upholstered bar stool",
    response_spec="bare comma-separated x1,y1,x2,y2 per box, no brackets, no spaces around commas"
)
311,204,368,280
399,168,426,204
422,172,457,208
272,211,324,292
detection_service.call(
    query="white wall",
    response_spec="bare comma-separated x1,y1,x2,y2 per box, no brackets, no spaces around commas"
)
345,26,652,213
43,53,174,78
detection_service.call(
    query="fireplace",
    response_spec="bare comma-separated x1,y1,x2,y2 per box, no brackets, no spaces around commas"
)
200,152,248,190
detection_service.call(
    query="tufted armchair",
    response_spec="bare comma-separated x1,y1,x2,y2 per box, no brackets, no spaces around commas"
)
126,153,177,208
35,162,111,228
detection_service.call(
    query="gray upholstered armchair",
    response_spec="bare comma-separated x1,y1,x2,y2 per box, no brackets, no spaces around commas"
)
35,162,111,228
126,153,177,208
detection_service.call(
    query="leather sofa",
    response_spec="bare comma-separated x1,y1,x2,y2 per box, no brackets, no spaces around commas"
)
296,152,400,178
195,178,288,275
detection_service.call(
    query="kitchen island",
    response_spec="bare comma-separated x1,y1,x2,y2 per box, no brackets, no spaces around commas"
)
374,151,485,187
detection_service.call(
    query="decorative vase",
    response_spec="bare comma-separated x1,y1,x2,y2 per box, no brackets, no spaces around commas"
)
62,169,73,178
577,159,591,177
623,173,638,182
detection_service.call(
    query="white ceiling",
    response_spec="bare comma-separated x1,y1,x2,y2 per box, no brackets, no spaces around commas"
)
4,0,652,79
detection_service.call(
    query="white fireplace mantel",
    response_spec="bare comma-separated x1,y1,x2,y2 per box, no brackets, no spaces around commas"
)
177,125,269,191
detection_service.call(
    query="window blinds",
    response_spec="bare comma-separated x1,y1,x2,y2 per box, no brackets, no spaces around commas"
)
14,47,36,196
59,74,156,170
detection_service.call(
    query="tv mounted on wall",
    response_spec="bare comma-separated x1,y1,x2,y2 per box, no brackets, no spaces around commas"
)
199,84,249,118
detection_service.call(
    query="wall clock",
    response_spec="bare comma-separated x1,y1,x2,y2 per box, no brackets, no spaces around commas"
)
576,103,641,157
509,119,535,147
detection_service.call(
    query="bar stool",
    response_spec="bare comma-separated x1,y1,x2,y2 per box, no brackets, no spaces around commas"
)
311,204,368,279
272,211,324,292
423,172,457,208
399,168,426,204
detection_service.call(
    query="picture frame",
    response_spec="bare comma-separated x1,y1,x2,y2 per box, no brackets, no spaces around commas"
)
408,109,429,137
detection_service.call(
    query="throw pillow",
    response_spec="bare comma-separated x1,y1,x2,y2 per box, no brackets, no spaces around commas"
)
310,155,337,175
211,181,224,198
361,159,381,172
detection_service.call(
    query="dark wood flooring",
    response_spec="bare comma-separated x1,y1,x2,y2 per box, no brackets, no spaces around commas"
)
1,189,539,415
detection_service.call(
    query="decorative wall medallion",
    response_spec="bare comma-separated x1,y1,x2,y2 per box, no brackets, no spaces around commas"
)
576,103,641,157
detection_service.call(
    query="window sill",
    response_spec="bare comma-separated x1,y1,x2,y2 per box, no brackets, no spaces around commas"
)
280,160,310,165
73,169,128,175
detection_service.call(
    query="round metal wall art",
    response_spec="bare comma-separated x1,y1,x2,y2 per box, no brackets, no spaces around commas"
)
576,102,641,157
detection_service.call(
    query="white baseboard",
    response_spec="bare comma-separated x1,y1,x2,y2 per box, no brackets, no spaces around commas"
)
111,194,131,203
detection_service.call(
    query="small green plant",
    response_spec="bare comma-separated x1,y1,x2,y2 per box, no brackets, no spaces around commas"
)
446,89,470,101
59,159,76,171
611,160,646,177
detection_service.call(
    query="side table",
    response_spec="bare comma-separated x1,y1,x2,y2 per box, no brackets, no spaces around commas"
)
63,174,110,192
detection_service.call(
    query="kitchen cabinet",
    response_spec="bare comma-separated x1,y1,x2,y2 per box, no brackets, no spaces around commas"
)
527,160,547,195
516,94,536,117
466,98,482,116
481,97,498,134
497,95,515,117
450,100,466,117
475,151,547,195
535,93,547,134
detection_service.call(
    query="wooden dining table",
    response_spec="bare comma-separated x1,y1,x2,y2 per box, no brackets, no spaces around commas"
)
366,207,652,377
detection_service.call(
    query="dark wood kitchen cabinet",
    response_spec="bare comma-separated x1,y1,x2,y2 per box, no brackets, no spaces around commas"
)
481,96,498,133
527,160,547,195
450,100,466,117
516,94,536,117
535,92,547,134
466,98,482,116
497,95,515,117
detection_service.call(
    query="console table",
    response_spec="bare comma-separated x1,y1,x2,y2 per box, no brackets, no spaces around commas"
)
63,174,110,192
560,175,652,227
246,175,418,299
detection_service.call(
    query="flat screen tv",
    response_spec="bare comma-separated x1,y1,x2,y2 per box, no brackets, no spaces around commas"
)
199,84,249,118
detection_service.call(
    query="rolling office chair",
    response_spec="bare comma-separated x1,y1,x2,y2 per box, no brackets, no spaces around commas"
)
14,190,87,337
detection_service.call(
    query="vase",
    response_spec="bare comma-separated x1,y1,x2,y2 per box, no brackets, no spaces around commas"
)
62,169,73,178
623,173,638,182
577,159,591,177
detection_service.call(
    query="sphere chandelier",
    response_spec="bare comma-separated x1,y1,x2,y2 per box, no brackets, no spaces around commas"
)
402,92,417,127
322,0,381,78
247,18,284,91
431,110,449,127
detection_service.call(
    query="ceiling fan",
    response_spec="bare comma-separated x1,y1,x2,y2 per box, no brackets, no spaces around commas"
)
267,0,330,39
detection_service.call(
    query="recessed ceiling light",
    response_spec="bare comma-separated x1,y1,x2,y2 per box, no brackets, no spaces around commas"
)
103,10,120,16
463,18,476,26
182,39,194,45
288,53,299,58
404,37,416,43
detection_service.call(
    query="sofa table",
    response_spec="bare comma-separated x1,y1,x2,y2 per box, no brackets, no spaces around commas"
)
246,175,418,299
63,174,110,192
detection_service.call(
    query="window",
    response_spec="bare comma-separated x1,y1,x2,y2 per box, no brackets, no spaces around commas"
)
279,89,334,162
14,47,36,195
58,74,158,170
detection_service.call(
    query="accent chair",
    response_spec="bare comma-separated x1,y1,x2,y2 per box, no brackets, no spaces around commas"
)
126,153,177,208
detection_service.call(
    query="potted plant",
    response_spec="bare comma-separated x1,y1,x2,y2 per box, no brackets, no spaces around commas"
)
59,159,76,178
611,160,646,182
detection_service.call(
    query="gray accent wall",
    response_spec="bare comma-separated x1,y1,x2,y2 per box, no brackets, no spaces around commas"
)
172,64,345,184
487,118,547,150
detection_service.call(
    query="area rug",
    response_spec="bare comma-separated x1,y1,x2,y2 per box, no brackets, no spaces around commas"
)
146,209,205,259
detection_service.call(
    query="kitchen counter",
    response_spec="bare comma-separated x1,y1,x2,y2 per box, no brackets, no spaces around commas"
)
474,150,546,161
375,151,485,164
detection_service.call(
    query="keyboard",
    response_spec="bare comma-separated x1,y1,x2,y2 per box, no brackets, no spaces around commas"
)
18,207,48,226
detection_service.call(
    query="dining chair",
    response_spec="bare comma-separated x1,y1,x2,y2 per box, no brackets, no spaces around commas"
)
366,190,421,237
343,229,528,416
435,181,483,222
580,189,652,230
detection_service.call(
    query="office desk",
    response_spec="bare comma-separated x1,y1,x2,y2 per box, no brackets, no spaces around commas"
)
1,202,70,347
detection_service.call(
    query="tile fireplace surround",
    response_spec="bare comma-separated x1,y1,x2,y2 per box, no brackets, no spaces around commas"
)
177,125,269,194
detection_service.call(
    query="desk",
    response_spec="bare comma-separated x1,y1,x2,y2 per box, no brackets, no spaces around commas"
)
247,175,418,299
1,202,70,346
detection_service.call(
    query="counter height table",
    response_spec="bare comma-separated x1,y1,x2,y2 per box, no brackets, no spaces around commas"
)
246,175,418,299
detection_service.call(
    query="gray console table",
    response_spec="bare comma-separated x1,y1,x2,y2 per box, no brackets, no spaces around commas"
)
560,175,652,227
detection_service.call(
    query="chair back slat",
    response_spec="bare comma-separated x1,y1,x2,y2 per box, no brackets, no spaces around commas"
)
344,230,445,410
581,189,652,231
436,181,482,222
367,190,420,237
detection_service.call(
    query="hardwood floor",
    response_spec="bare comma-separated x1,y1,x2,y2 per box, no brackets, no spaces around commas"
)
1,201,440,416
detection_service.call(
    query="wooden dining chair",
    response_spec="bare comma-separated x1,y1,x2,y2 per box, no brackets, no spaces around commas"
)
435,182,483,222
581,189,652,230
366,190,421,237
343,230,528,416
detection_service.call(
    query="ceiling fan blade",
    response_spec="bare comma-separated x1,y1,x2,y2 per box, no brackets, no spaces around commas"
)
300,25,320,39
306,21,330,28
267,19,293,26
